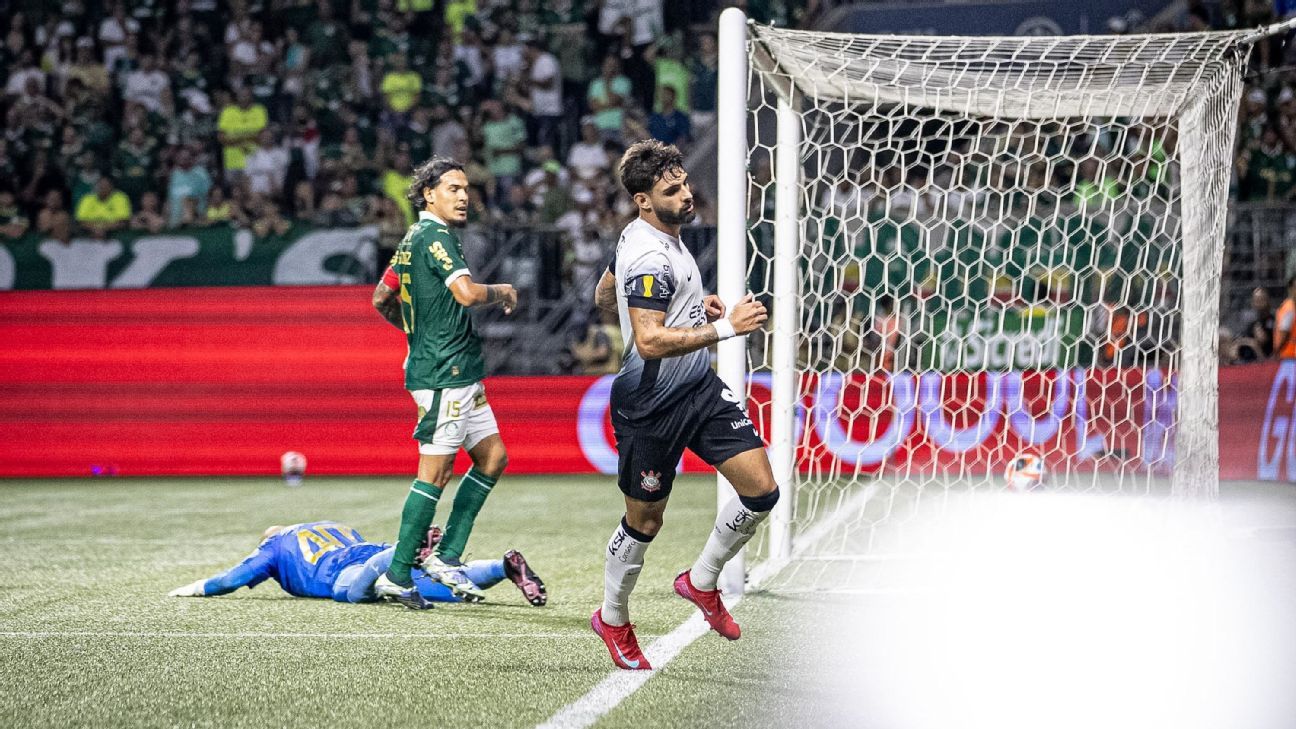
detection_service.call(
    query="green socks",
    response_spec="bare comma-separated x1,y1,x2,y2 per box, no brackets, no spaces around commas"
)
386,479,441,586
386,469,498,583
437,468,498,562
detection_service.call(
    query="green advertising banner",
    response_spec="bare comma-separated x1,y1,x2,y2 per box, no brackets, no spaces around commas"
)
796,206,1178,371
916,306,1091,370
0,224,378,290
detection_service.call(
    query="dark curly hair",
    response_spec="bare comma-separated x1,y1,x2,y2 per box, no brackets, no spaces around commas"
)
407,156,465,210
618,139,684,196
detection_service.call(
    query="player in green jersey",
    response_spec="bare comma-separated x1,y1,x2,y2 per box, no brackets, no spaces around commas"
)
372,156,518,603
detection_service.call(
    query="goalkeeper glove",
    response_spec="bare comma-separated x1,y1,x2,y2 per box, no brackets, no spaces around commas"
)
168,580,206,597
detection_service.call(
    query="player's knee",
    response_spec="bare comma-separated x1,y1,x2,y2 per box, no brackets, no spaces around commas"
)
625,512,664,537
488,448,508,476
639,517,664,537
421,462,454,487
476,447,508,478
739,486,780,513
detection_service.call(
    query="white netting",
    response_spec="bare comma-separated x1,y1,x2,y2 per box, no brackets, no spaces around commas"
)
741,24,1249,592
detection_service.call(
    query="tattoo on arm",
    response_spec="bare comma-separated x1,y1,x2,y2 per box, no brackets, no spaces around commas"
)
378,298,403,329
373,283,404,330
484,284,505,306
595,272,617,313
629,307,719,359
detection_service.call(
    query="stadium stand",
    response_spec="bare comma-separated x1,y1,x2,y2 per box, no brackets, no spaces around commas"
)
0,0,1293,373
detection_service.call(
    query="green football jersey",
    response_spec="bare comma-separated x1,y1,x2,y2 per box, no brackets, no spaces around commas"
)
392,211,485,390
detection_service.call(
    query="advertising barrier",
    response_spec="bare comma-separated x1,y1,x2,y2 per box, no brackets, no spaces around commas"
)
0,224,378,290
0,286,1290,482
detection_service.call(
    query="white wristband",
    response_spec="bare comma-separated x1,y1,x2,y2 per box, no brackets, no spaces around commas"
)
713,319,737,341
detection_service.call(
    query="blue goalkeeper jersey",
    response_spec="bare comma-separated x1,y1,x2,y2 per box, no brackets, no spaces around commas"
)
201,522,387,599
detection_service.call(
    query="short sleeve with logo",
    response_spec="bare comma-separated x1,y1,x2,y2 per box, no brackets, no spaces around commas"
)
622,250,675,312
393,212,484,390
609,218,711,420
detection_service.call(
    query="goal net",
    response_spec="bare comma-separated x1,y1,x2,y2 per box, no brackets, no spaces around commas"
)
726,18,1255,592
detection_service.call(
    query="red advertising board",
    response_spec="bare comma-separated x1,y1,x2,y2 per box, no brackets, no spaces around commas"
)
1229,360,1296,483
0,286,1291,482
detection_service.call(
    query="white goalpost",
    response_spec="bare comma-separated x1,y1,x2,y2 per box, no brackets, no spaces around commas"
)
716,9,1290,594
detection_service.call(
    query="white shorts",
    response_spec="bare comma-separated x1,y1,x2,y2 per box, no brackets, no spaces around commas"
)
410,382,499,456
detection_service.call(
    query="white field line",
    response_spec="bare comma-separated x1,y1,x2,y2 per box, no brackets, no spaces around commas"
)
534,612,718,729
745,483,879,590
536,482,881,729
0,630,595,640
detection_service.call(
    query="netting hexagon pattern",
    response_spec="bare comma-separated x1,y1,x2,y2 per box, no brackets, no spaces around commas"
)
741,25,1248,588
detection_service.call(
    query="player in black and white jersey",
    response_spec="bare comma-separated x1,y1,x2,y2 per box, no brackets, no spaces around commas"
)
589,140,781,670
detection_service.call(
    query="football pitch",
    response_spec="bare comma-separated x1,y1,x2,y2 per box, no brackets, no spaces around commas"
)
0,475,827,729
4,476,1295,729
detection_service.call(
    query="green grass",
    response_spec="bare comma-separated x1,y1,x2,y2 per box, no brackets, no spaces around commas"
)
0,476,798,728
10,477,1291,728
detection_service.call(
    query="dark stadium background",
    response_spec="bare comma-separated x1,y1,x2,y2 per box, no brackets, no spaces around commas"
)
0,0,1294,481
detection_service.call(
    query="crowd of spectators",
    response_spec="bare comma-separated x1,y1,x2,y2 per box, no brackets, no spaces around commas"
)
786,2,1296,371
2,1,1295,374
0,0,765,251
1,1,1292,244
1214,2,1296,362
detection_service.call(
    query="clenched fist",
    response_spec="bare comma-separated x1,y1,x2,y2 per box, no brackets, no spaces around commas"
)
726,293,768,336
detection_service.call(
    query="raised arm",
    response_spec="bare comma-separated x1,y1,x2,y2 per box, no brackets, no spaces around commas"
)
448,274,518,314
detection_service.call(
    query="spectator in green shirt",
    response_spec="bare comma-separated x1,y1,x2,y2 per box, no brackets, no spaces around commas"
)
68,151,103,210
306,1,347,68
1073,157,1121,209
444,0,477,39
1238,125,1296,202
401,106,434,162
381,149,415,226
480,100,527,200
0,188,30,239
381,52,422,127
112,126,157,205
218,86,269,175
652,36,690,114
167,146,212,228
587,55,633,143
75,177,132,238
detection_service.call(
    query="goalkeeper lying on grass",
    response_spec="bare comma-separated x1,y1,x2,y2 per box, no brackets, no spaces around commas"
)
167,521,546,609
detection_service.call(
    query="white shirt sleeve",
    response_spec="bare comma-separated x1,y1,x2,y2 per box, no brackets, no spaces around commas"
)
445,268,471,287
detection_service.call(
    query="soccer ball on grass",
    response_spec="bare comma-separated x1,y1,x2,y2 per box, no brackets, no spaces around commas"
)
1004,452,1045,492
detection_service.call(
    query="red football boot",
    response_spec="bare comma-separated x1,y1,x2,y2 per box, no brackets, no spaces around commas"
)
674,570,740,640
591,609,651,670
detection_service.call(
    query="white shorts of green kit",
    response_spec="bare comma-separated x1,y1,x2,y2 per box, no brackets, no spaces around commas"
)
410,382,499,456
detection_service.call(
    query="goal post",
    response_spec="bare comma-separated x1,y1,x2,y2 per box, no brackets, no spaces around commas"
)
714,8,750,594
717,9,1288,592
715,9,803,592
